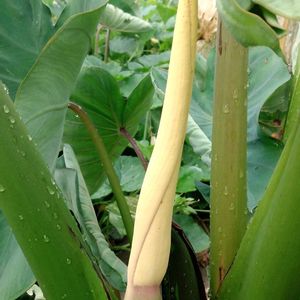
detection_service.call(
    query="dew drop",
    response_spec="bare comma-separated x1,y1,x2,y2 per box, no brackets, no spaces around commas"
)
229,203,235,211
18,215,24,221
264,57,268,64
51,178,56,186
8,116,15,124
66,258,71,265
233,89,238,100
61,293,67,299
224,185,229,196
0,185,6,192
19,150,26,157
53,212,58,219
44,201,51,208
223,104,230,114
3,105,9,113
47,186,55,195
43,235,50,243
56,224,61,231
3,85,9,94
27,135,33,142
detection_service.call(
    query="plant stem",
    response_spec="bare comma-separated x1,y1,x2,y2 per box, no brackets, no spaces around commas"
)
94,24,103,56
210,21,248,297
120,127,148,170
68,102,134,244
104,28,110,63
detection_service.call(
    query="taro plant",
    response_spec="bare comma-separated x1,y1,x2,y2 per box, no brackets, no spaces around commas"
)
1,0,300,300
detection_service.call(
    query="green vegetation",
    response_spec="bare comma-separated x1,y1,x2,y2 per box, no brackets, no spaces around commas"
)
0,0,299,299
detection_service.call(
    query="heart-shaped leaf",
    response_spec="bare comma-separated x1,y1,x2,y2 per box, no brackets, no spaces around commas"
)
63,67,154,193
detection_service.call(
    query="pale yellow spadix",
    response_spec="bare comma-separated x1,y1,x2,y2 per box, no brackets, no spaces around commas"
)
125,1,198,299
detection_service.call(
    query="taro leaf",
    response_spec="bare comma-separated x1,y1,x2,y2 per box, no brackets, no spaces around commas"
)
0,0,54,99
92,156,145,200
162,223,207,300
186,114,211,167
106,196,138,237
110,36,139,55
247,47,291,141
0,212,35,300
253,0,300,20
55,144,127,291
42,0,67,21
216,0,281,56
152,47,290,141
177,166,208,194
55,0,107,28
156,3,177,23
0,3,107,299
15,1,107,171
247,137,283,211
109,0,139,15
63,67,154,194
99,4,152,32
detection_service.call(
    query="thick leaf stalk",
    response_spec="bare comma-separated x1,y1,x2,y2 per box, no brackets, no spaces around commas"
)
210,21,248,297
68,102,134,243
217,80,300,300
125,0,197,299
0,85,108,299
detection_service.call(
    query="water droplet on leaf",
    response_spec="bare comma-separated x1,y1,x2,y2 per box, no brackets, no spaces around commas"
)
8,116,15,124
224,185,229,196
0,185,6,192
3,105,9,113
47,186,55,195
44,201,51,208
223,104,230,114
43,235,50,243
66,258,71,265
18,215,24,221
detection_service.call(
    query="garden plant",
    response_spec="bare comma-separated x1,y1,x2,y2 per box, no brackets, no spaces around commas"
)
0,0,300,299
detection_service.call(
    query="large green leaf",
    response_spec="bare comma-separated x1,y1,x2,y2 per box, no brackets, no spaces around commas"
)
0,84,108,300
63,67,154,193
1,2,107,298
247,137,283,210
55,0,107,28
15,0,107,170
216,0,281,55
99,4,152,32
0,212,34,300
55,145,127,291
0,0,54,98
253,0,300,20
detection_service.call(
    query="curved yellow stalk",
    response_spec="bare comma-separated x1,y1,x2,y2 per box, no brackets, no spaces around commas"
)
125,1,198,299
